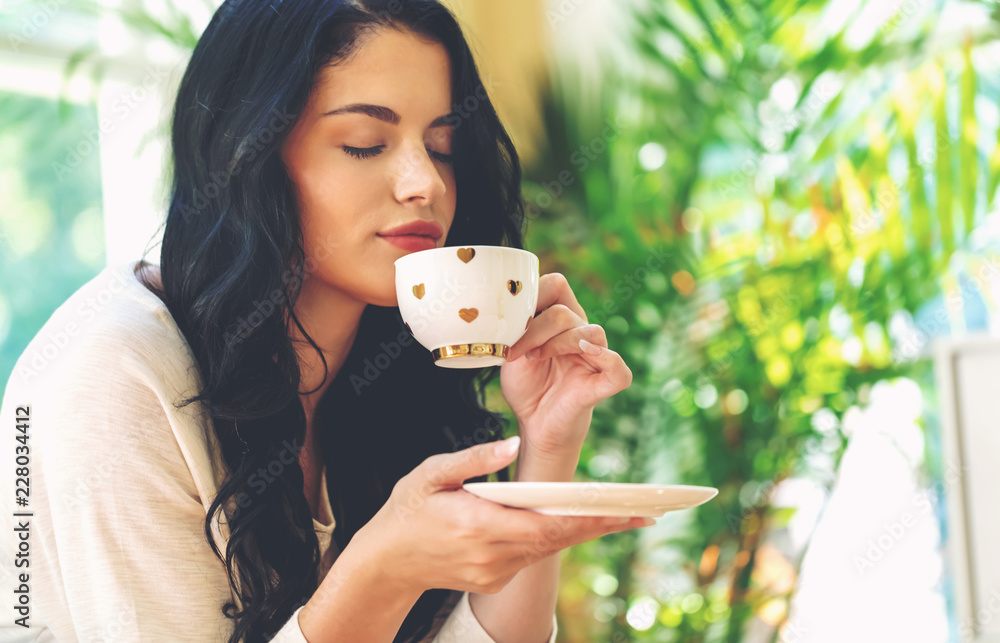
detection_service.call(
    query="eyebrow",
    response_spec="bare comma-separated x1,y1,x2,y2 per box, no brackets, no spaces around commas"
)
322,103,454,128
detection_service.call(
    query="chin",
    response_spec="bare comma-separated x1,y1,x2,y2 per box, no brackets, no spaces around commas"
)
367,290,400,309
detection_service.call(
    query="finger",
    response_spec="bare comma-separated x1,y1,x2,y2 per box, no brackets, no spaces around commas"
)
419,436,521,489
492,516,654,562
534,273,587,322
576,344,634,399
532,337,634,402
519,324,607,363
481,509,634,546
508,304,586,362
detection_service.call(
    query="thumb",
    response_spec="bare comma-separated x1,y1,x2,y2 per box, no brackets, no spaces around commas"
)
428,436,521,487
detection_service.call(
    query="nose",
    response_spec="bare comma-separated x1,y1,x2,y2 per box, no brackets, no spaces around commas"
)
390,141,448,205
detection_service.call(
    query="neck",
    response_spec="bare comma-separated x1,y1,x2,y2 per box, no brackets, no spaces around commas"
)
289,278,367,428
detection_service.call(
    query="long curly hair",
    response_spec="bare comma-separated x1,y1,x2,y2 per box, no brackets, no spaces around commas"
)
153,1,526,640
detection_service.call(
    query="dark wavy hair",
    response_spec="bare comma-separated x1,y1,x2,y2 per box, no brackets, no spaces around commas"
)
149,1,526,641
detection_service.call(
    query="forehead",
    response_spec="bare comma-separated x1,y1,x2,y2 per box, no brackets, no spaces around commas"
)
311,26,454,114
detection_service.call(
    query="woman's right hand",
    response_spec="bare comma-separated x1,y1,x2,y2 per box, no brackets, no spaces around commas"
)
349,436,652,596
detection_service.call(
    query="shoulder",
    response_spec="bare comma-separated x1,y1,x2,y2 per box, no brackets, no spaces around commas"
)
6,260,200,398
1,260,222,503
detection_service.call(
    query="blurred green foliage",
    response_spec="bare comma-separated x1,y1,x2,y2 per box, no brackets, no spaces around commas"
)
0,92,105,393
521,1,1000,641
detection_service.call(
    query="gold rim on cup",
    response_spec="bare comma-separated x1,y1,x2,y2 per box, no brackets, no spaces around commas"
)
432,343,510,362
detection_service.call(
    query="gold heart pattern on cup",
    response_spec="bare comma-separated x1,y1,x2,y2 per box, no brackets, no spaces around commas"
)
410,250,526,328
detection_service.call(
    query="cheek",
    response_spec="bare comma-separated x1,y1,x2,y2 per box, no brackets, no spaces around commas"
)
297,158,344,211
443,169,458,209
296,163,370,237
316,151,390,202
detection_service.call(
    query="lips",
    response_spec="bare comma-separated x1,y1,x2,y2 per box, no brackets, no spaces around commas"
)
377,220,444,240
379,235,437,251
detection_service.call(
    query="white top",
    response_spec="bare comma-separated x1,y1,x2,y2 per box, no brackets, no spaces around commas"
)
0,259,558,643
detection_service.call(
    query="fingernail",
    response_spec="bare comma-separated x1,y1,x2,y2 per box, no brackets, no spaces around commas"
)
579,339,602,356
525,349,539,360
605,517,631,525
641,518,656,527
495,435,520,457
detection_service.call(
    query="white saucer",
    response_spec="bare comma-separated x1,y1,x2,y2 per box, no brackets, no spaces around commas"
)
461,482,719,517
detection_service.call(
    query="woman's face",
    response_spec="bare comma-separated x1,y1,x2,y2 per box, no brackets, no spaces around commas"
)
281,27,457,308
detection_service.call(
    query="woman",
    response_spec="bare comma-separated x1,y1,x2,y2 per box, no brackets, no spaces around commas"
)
0,1,649,641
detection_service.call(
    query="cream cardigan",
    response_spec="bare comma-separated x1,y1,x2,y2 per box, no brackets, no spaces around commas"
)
0,260,557,643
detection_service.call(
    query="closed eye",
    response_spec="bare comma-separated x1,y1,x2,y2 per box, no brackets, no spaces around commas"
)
342,145,453,164
429,150,454,164
343,145,385,159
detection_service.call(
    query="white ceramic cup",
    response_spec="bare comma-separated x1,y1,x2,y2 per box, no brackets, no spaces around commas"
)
394,245,540,368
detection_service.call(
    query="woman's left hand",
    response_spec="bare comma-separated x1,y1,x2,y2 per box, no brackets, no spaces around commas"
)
500,273,633,459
